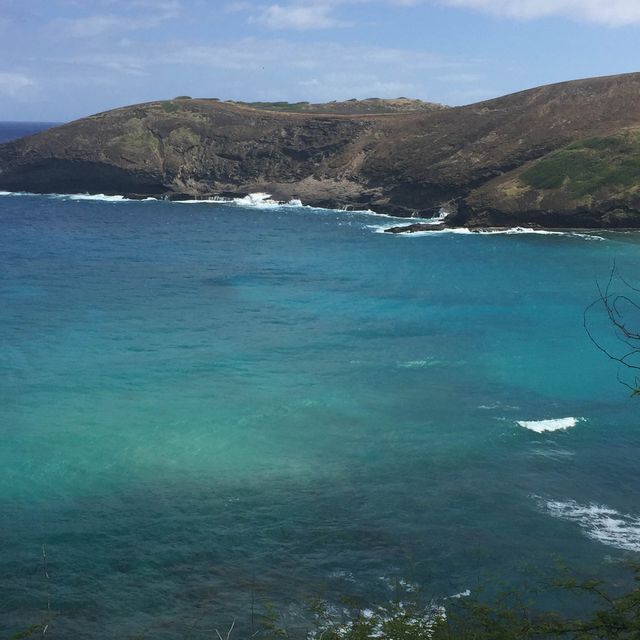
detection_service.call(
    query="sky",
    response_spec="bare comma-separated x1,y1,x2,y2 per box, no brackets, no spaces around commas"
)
2,0,640,121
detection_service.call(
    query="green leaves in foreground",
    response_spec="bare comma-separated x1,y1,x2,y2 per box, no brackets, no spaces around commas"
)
11,564,640,639
261,564,640,640
9,625,45,640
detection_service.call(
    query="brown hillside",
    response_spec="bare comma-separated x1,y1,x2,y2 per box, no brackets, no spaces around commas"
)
2,72,640,227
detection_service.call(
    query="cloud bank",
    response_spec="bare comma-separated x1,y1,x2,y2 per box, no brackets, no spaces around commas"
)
239,0,640,28
440,0,640,26
251,4,343,29
0,72,35,97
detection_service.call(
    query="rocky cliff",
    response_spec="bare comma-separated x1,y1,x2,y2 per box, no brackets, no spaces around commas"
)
3,74,640,228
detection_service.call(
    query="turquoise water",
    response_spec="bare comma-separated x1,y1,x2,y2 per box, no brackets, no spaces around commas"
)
1,190,640,638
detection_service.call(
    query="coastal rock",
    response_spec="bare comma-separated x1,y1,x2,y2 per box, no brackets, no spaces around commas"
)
384,223,448,234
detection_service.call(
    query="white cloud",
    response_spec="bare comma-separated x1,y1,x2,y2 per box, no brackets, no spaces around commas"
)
62,14,127,37
250,3,343,29
299,72,418,98
237,0,640,25
153,38,475,103
435,72,483,83
54,53,149,76
0,72,35,97
439,0,640,26
165,38,462,73
53,1,181,38
224,1,256,11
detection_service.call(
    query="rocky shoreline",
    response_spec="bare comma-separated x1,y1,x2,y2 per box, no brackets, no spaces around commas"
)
4,73,640,229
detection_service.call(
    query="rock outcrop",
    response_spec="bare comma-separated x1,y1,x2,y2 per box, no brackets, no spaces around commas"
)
3,74,640,228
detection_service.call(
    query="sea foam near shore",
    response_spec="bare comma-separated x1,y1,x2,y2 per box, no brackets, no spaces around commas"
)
369,224,606,240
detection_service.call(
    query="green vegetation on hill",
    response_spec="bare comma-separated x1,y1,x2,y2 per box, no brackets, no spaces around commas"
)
522,130,640,197
160,100,182,113
236,101,312,112
224,97,446,115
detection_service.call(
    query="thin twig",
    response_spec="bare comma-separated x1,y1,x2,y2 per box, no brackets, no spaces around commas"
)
42,544,51,636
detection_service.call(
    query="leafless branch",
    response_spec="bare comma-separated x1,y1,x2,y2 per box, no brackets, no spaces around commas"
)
584,263,640,393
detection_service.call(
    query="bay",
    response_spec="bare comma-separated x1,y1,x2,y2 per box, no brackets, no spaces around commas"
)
1,124,640,638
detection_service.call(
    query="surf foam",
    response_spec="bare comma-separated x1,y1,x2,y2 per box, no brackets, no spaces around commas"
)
173,193,443,219
398,359,438,369
66,193,130,202
0,190,155,202
543,499,640,552
175,192,314,210
516,417,582,433
370,225,605,240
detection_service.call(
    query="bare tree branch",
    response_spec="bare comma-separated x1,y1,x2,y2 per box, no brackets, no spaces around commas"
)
584,263,640,394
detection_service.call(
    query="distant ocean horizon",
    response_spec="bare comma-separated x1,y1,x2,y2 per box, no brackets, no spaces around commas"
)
1,121,640,638
0,121,60,144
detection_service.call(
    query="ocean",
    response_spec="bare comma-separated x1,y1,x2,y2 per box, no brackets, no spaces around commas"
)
1,122,640,638
0,122,59,144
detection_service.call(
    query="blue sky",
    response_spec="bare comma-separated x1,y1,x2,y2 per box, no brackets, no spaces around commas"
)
2,0,640,121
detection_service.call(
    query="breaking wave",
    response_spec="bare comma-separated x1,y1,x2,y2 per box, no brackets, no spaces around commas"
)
0,191,156,202
541,498,640,552
0,189,443,221
516,417,583,433
369,225,606,240
0,191,619,240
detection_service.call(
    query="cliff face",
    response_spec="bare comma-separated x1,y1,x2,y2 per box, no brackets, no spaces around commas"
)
3,74,640,227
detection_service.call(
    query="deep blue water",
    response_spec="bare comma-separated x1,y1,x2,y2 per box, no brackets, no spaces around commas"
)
0,122,60,143
1,125,640,638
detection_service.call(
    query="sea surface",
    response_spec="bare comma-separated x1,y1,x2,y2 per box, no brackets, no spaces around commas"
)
1,123,640,638
0,122,59,144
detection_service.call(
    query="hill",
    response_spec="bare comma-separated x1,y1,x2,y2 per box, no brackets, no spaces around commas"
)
222,97,447,115
2,74,640,228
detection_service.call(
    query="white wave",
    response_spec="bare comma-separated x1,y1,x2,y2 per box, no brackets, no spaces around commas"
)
359,211,445,220
234,192,279,207
184,193,444,219
449,589,471,599
322,601,445,639
0,188,400,217
543,499,640,552
66,193,128,202
398,359,443,369
0,188,612,238
0,190,37,197
62,193,158,202
173,198,231,204
0,190,156,202
232,193,312,209
328,569,356,582
174,192,414,217
516,417,582,433
364,208,450,225
174,192,311,209
478,402,520,410
398,359,428,368
415,207,452,226
370,224,605,240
